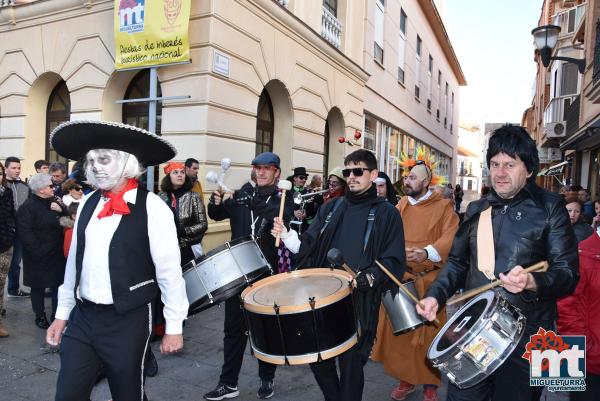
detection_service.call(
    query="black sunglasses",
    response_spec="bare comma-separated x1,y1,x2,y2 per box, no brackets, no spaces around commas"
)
342,167,372,178
296,175,308,180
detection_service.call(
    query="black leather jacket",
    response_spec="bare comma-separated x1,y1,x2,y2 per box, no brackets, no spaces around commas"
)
427,181,579,323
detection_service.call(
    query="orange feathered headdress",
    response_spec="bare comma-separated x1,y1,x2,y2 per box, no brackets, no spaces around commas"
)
398,146,444,186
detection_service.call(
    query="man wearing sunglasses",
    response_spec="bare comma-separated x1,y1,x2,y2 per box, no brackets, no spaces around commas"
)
206,151,293,400
371,156,459,401
273,149,406,401
288,166,315,234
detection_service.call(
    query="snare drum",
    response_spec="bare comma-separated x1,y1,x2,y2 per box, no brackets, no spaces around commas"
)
241,268,358,365
381,280,426,335
183,236,271,315
427,290,525,389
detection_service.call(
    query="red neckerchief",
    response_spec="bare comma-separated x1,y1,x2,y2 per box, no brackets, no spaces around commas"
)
97,179,138,219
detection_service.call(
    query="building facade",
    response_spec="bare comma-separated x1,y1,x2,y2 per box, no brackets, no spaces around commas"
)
456,123,483,193
0,0,464,250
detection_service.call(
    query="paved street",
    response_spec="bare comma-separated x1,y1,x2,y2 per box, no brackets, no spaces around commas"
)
0,292,570,401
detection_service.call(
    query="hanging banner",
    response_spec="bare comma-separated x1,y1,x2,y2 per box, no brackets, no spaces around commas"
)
114,0,191,70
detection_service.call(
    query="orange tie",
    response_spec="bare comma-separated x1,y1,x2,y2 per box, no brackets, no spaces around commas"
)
97,179,138,219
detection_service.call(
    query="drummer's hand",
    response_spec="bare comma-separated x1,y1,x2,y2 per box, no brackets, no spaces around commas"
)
416,297,439,322
271,217,290,238
499,265,537,293
212,190,223,205
160,334,183,355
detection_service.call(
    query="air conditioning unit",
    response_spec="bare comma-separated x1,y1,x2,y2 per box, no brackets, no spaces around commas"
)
544,121,567,138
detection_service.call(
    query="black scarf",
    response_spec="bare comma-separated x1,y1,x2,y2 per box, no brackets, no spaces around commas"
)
345,183,377,204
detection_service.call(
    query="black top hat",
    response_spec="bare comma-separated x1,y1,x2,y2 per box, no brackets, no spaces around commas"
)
292,167,307,177
50,121,176,167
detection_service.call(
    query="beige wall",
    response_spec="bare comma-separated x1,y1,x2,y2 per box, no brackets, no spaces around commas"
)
0,0,368,251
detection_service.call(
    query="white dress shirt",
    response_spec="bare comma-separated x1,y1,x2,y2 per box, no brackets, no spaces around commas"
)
56,188,189,334
406,190,441,263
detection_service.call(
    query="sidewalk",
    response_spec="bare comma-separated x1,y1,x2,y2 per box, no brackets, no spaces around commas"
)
0,290,568,401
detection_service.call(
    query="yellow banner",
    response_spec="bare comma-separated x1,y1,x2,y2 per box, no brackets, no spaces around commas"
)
114,0,191,70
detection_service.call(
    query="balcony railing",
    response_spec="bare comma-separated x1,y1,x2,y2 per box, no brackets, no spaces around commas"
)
321,5,342,48
594,20,600,85
543,95,578,124
0,0,15,6
564,95,580,137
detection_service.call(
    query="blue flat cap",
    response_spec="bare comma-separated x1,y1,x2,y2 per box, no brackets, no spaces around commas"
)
251,152,280,168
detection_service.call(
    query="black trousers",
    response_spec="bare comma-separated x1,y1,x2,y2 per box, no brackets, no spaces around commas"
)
55,300,152,401
446,323,547,401
219,295,276,387
30,287,58,318
309,345,369,401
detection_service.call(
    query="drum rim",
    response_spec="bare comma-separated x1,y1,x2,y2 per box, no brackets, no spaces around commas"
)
182,235,258,272
251,333,358,365
428,290,496,360
241,268,354,315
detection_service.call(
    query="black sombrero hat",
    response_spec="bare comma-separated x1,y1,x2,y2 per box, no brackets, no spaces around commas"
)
50,121,176,167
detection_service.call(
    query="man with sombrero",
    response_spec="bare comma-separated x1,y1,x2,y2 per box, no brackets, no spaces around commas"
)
46,121,189,401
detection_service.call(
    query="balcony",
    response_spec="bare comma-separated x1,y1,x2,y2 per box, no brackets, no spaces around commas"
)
552,4,586,38
321,5,342,48
543,95,578,125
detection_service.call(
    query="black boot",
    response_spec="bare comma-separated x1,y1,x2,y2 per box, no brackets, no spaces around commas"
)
35,314,50,329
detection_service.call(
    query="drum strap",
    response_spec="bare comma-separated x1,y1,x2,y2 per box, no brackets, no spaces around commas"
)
363,206,377,251
319,197,345,236
476,206,496,280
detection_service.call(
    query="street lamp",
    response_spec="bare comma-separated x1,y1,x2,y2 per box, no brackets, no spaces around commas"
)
531,25,586,73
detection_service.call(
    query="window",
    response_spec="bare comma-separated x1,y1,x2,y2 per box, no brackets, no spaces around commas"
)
399,8,407,35
416,35,422,58
428,55,433,73
364,115,377,152
374,0,385,64
256,89,274,155
398,10,406,84
415,85,420,99
46,81,71,164
438,70,441,86
323,0,337,17
415,35,421,100
561,63,579,96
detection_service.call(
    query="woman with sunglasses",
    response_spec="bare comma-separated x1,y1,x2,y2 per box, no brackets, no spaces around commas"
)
61,178,84,207
0,161,17,337
313,167,347,210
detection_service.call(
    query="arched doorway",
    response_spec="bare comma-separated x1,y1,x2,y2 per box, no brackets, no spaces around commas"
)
255,89,274,155
46,81,71,164
323,121,330,176
122,70,162,133
325,108,345,173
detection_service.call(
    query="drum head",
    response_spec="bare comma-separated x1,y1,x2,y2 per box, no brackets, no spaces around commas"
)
242,268,353,315
429,291,494,359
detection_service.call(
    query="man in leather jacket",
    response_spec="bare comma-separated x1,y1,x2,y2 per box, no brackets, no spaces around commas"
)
205,152,293,400
418,125,579,401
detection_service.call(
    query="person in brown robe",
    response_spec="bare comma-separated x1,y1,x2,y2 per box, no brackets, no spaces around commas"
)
371,161,459,401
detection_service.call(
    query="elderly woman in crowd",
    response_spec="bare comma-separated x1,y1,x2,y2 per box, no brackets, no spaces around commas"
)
566,200,594,243
17,173,67,329
158,162,208,265
61,178,84,207
0,162,16,337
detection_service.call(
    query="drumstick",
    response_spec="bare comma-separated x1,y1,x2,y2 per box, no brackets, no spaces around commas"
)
275,180,292,247
326,248,356,278
375,260,440,326
446,260,549,306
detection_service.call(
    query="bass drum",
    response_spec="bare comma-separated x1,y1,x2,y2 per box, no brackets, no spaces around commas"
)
183,236,271,315
427,290,525,389
242,268,358,365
